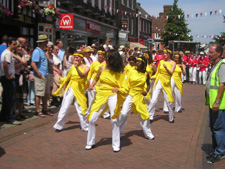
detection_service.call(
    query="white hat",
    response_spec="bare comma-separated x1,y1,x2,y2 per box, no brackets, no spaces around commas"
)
47,41,53,46
200,51,204,55
119,45,125,51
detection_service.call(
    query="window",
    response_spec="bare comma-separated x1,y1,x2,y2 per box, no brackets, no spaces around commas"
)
131,18,134,35
98,0,101,10
131,0,134,9
83,0,87,4
92,0,95,7
127,0,129,7
39,0,54,6
104,0,107,13
146,21,148,33
155,33,160,39
121,0,124,5
109,0,112,15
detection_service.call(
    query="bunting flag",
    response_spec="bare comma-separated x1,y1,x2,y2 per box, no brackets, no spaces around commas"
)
105,6,224,21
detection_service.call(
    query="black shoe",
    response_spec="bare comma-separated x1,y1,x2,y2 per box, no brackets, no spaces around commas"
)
207,153,225,163
55,129,62,132
164,111,169,114
149,119,153,123
178,110,182,113
169,120,174,123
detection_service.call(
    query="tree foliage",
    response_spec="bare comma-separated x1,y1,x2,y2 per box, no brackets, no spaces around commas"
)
212,32,225,46
160,0,193,46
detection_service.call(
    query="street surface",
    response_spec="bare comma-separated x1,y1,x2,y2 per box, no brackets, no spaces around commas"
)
0,83,225,169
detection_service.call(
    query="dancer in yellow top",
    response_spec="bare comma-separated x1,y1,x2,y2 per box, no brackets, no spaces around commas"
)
163,54,186,113
124,55,136,76
119,56,155,142
143,52,157,107
148,49,176,123
53,53,90,132
85,50,125,152
86,50,106,114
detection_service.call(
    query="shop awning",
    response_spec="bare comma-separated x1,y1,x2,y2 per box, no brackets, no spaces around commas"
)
129,42,147,50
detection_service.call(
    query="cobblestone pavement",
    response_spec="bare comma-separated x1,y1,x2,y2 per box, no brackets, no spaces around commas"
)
0,83,225,169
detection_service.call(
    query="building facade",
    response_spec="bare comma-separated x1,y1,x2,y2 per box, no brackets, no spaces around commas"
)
152,5,172,50
136,2,152,50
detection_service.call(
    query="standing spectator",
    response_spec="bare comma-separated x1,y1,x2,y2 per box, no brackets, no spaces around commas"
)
55,39,65,62
52,45,62,73
31,35,49,118
63,46,75,74
0,35,8,57
0,35,8,102
14,41,28,119
180,51,187,82
45,41,54,112
51,45,62,106
198,53,207,85
26,47,35,106
188,53,198,84
0,37,21,124
83,46,97,67
103,38,113,51
154,49,165,67
205,44,225,163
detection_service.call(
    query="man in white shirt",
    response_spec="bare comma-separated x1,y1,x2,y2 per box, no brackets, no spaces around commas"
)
56,39,65,62
0,37,21,125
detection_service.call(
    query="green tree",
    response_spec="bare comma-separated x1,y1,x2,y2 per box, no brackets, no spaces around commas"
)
160,0,192,46
212,32,225,46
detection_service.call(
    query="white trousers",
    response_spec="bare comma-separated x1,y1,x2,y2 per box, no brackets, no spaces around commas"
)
198,71,207,84
163,78,182,112
53,87,89,131
87,78,110,118
148,80,174,122
189,67,196,82
120,95,154,139
86,94,120,150
182,74,186,82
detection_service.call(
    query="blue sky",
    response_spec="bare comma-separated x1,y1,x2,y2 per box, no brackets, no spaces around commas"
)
137,0,225,44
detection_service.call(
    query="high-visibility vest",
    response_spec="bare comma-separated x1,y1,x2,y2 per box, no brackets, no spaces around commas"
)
205,60,225,109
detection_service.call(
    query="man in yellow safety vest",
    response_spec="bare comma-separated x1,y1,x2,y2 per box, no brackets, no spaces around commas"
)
205,44,225,163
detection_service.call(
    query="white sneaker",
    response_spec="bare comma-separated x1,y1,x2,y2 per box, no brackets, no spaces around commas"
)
113,147,120,152
85,145,95,150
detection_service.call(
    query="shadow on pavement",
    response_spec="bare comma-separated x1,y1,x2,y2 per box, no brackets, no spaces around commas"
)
152,114,169,123
0,147,6,157
202,143,212,155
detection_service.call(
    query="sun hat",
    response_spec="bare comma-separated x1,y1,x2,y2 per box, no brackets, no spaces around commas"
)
83,46,93,53
36,34,49,43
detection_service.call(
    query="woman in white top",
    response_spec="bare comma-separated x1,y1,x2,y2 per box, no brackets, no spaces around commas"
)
103,38,113,51
63,46,75,75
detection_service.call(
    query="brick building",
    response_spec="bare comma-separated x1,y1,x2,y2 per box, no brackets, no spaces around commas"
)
152,5,172,50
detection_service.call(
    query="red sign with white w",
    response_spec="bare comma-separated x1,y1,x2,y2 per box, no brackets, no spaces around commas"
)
59,14,74,29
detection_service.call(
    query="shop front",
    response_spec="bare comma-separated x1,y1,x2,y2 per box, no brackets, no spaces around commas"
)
55,15,117,49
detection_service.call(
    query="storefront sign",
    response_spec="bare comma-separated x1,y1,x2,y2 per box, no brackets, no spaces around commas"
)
59,14,74,30
121,20,128,30
86,21,100,34
128,36,138,42
139,39,145,45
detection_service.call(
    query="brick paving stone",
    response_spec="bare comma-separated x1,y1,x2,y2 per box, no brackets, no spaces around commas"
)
0,83,225,168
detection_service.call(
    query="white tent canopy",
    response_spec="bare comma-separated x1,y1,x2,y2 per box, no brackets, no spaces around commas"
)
129,42,147,50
